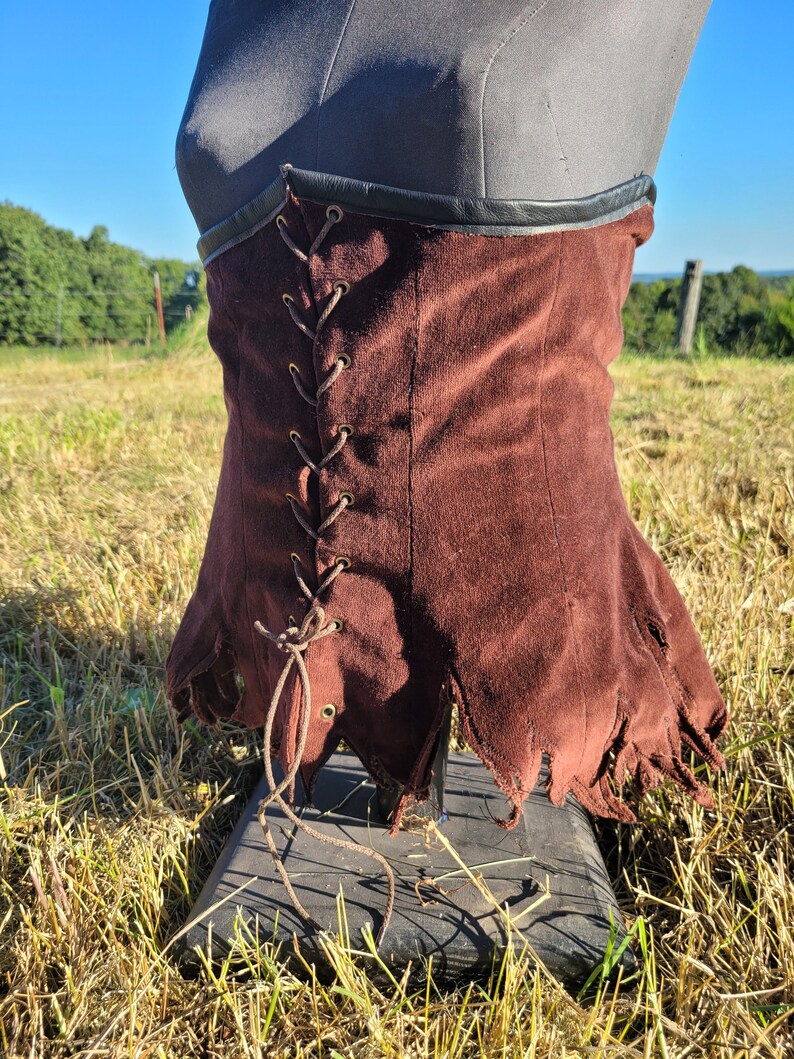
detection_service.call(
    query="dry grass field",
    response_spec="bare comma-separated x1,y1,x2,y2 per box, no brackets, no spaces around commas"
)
0,322,792,1057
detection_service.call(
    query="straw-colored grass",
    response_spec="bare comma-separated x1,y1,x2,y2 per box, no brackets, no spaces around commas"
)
0,321,792,1057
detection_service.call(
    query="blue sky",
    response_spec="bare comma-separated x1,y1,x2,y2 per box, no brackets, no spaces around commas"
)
1,1,791,272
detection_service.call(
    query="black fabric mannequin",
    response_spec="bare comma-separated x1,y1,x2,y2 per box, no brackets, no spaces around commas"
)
176,0,711,238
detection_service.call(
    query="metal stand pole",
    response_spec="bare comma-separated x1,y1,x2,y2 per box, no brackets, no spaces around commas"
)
376,703,453,826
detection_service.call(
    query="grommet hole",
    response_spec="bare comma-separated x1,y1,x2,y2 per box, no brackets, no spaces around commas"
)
289,429,301,442
329,619,344,632
288,362,300,375
285,492,297,503
333,279,350,295
289,551,301,564
281,292,295,305
335,556,351,570
339,491,355,507
338,423,354,437
321,703,337,720
337,354,351,368
276,214,287,228
326,204,343,221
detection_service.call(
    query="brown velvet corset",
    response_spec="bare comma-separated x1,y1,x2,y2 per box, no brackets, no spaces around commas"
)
166,185,727,826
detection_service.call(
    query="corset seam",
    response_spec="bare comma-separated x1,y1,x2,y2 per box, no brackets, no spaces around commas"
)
537,229,591,778
407,232,421,721
479,0,551,197
225,266,269,720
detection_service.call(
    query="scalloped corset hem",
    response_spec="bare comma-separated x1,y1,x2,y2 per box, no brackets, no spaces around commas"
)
166,188,728,828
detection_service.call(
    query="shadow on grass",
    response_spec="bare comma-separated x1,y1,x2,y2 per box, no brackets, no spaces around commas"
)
0,584,266,934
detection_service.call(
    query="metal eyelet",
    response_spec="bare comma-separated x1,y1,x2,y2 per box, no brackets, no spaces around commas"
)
326,204,343,222
335,556,351,570
282,292,294,305
287,614,297,627
321,703,337,720
338,423,354,437
339,491,355,507
289,551,301,564
276,214,287,228
329,619,344,632
337,354,351,368
285,492,297,503
288,362,299,375
333,280,350,295
289,429,301,443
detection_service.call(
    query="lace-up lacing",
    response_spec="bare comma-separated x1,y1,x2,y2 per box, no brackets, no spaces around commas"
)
253,201,395,945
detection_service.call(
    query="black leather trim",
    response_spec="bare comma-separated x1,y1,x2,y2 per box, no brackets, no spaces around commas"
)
198,178,289,265
198,165,656,265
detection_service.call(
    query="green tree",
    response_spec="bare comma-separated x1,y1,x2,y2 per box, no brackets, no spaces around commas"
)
622,278,679,352
82,225,151,343
697,265,769,354
0,202,206,347
765,286,794,357
622,264,792,357
0,203,74,344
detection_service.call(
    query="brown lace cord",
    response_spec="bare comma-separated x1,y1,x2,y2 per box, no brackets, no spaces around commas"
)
253,205,396,946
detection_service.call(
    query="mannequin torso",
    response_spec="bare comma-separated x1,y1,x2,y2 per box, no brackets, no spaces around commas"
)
177,0,710,236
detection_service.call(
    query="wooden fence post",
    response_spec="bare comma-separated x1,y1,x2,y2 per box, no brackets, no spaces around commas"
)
153,271,167,349
675,259,704,354
55,284,64,347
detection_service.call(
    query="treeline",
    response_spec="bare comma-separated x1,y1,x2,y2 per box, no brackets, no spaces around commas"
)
3,201,792,356
623,265,794,357
0,202,206,346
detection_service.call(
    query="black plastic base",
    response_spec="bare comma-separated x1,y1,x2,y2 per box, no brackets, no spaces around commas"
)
173,751,635,988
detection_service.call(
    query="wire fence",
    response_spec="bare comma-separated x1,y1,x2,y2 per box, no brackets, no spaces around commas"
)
0,291,675,353
0,283,204,346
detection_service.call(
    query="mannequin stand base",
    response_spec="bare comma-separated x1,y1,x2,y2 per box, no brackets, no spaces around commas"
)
173,751,635,989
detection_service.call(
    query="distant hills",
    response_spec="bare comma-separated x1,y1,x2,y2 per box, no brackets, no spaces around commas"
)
634,269,793,283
